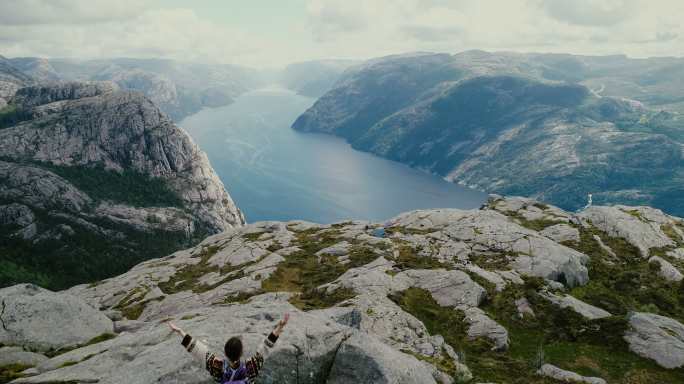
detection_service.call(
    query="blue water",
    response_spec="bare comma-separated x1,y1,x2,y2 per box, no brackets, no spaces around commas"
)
180,87,486,224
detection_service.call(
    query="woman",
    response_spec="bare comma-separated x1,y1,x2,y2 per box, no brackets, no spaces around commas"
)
168,313,290,383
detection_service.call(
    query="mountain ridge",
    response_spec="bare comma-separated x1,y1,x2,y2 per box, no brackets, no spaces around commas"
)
292,51,684,216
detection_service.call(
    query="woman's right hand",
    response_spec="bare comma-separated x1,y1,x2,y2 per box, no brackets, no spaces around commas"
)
274,313,290,336
168,321,183,335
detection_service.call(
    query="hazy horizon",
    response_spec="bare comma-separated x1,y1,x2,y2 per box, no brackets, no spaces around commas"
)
1,0,682,68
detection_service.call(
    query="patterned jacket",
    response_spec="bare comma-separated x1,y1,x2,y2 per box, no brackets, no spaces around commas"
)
180,331,279,383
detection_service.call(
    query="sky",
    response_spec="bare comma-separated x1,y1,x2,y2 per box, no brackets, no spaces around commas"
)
0,0,682,68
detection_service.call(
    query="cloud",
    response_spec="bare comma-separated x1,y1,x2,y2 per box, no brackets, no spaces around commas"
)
539,0,638,26
0,0,149,25
0,0,682,67
401,25,464,42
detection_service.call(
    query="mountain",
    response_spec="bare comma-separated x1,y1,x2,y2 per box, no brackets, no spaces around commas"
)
2,195,684,383
279,59,359,98
0,56,33,108
0,81,244,289
5,57,263,121
293,51,684,216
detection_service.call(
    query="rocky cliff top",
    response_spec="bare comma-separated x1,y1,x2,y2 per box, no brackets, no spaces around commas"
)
3,196,684,383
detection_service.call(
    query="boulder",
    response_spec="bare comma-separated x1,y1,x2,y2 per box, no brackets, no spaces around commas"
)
648,256,683,282
0,346,48,367
326,333,443,384
624,312,684,368
0,284,114,351
541,292,611,320
394,269,487,308
537,363,606,384
540,224,580,243
461,307,509,351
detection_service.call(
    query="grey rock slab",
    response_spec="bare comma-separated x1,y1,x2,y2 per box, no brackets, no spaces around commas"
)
540,224,580,243
326,332,442,384
541,292,611,320
649,256,683,282
0,346,48,367
461,307,509,351
537,363,607,384
394,269,487,308
624,312,684,369
0,284,114,352
579,206,677,257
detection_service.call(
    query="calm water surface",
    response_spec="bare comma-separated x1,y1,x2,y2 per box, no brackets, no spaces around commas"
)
180,87,486,223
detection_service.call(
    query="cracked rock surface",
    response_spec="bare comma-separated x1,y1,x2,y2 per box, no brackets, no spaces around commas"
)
4,196,684,383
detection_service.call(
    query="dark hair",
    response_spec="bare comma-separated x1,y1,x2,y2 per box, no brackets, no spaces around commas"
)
224,337,243,362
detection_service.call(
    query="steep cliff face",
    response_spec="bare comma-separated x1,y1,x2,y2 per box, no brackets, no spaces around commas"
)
293,52,684,216
0,81,244,289
2,196,684,383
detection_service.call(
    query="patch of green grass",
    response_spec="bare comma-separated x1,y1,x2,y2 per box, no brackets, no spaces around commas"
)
470,252,518,271
58,361,78,368
566,225,684,322
390,244,449,271
503,210,563,231
290,287,356,311
0,363,32,384
261,230,377,310
401,348,471,383
158,246,221,294
112,286,167,320
624,209,647,222
242,232,265,242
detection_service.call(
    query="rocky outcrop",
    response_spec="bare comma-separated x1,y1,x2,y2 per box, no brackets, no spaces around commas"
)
537,364,606,384
0,81,243,289
0,284,113,351
624,312,684,369
3,196,684,383
578,205,681,257
649,256,683,282
541,292,611,320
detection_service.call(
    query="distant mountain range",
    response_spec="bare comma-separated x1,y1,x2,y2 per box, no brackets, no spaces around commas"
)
279,59,358,98
293,51,684,216
3,56,263,120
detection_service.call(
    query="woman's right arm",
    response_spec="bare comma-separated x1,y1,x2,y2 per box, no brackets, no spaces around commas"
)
244,313,290,380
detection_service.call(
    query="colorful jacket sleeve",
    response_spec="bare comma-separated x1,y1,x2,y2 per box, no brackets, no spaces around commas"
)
181,334,224,381
244,332,279,380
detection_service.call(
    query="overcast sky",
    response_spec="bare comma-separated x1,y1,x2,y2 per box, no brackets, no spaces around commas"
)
0,0,682,67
